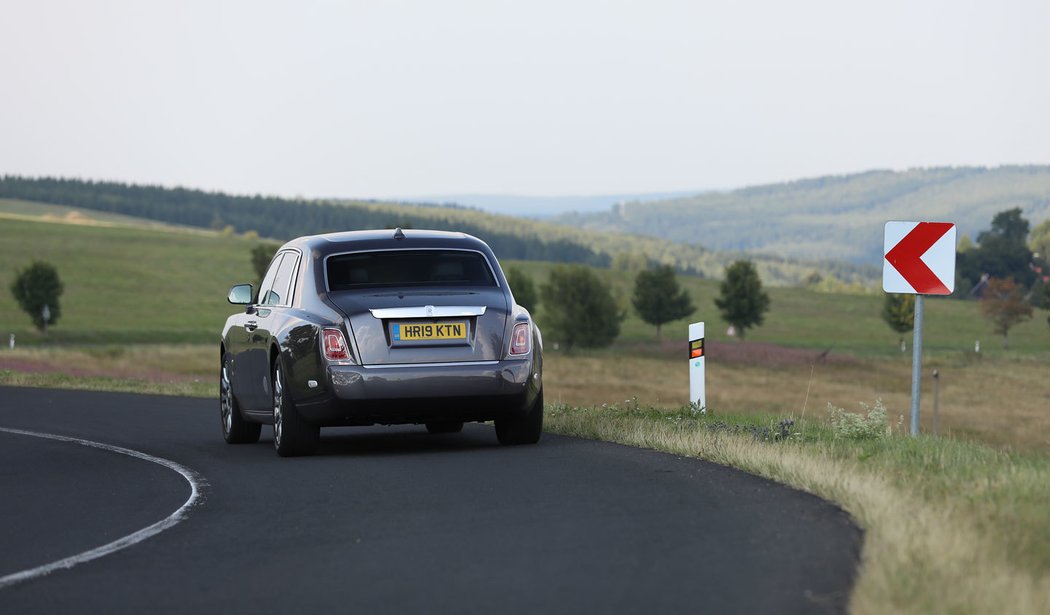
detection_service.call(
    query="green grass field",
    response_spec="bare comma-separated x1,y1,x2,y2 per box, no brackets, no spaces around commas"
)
3,206,1048,357
0,213,257,344
506,259,1049,358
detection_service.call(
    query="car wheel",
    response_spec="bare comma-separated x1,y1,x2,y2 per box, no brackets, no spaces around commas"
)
272,359,319,457
495,389,543,445
220,354,261,444
425,421,464,434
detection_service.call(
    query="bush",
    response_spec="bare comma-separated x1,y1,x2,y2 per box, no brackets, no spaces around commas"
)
540,265,622,349
827,399,890,440
10,261,64,332
504,267,539,313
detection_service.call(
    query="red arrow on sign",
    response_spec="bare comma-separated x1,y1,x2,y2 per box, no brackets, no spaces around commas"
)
885,222,954,294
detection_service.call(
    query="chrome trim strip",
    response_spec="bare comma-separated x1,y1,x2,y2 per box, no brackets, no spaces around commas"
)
360,360,500,370
369,305,487,319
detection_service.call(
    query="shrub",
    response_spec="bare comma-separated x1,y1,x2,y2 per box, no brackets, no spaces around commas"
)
10,261,64,332
827,399,890,440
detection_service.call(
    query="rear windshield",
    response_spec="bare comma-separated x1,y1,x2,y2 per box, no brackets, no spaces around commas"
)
327,250,498,291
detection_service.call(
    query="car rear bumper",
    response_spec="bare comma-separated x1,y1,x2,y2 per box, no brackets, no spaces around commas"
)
295,358,541,426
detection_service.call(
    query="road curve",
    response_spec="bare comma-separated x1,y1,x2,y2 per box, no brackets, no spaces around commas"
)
0,387,861,614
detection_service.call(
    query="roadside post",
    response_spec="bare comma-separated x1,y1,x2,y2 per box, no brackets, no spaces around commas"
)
883,221,956,436
688,322,705,414
932,369,941,436
42,304,51,337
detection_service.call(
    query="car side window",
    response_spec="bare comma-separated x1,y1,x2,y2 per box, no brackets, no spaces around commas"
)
257,253,285,305
263,251,299,307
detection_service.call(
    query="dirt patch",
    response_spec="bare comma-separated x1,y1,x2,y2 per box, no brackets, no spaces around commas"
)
0,357,199,383
650,340,857,367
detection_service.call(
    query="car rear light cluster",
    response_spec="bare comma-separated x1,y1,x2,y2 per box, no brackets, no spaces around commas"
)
322,328,351,361
509,322,531,356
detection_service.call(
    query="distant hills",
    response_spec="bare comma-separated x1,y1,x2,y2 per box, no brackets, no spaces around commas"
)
554,166,1050,265
396,191,706,219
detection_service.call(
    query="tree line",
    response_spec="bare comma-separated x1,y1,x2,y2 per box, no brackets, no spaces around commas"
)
0,175,879,286
0,176,608,267
500,261,769,350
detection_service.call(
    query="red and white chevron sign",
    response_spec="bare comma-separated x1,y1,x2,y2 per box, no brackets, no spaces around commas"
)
883,221,957,295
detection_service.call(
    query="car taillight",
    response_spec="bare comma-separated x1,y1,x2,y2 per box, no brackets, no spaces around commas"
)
322,328,351,361
509,322,530,356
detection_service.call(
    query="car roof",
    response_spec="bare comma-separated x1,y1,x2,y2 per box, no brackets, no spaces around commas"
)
280,229,493,257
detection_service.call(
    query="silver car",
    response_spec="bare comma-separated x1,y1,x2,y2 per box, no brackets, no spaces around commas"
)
220,229,543,456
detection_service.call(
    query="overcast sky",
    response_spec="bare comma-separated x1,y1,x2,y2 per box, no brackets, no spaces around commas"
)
2,0,1048,199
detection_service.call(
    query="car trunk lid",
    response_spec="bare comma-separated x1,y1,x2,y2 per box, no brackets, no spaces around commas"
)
328,288,509,365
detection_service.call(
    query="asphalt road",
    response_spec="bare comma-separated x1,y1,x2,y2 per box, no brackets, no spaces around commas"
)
0,387,861,614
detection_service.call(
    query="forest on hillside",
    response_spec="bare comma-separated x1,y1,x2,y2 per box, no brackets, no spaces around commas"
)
555,166,1050,265
0,176,607,267
0,176,877,286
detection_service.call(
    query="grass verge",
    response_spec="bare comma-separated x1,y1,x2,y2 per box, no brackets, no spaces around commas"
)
544,402,1050,614
0,370,214,398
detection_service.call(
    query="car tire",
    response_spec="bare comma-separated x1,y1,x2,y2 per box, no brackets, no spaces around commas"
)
220,354,261,444
495,389,543,445
425,421,464,434
272,358,319,457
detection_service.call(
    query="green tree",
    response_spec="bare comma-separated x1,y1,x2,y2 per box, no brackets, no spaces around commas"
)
882,293,915,348
632,265,695,339
611,251,652,272
505,267,539,313
959,208,1035,291
714,260,770,341
980,277,1033,349
1030,218,1050,261
540,265,621,350
10,261,64,332
251,242,281,287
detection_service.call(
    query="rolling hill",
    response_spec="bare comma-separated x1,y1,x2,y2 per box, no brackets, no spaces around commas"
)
554,166,1050,265
2,204,1047,356
0,177,873,286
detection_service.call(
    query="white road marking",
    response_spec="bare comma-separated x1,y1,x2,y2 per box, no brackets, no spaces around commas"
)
0,426,207,589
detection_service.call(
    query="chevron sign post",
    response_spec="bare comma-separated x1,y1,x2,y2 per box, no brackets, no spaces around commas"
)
883,221,957,437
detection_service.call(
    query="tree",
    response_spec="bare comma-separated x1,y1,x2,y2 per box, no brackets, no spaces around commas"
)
714,261,770,341
632,265,695,339
1030,218,1050,262
958,208,1035,292
540,265,621,350
251,242,281,287
505,267,539,313
10,261,64,332
980,277,1033,349
882,293,915,347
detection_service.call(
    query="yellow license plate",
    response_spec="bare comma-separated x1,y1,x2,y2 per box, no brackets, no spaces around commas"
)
393,321,468,342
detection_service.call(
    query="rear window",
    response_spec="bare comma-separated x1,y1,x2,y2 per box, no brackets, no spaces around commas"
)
327,250,497,291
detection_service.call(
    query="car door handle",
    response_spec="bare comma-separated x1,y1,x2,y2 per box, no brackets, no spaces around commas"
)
245,320,258,332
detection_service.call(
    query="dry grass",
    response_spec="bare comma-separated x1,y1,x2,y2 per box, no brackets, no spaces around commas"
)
0,344,215,383
544,349,1050,452
545,406,1050,614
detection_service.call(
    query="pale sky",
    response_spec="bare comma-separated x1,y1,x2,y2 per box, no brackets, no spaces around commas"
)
2,0,1048,199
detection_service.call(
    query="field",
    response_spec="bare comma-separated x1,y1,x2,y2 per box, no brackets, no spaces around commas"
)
0,204,257,344
3,205,1050,613
3,206,1049,451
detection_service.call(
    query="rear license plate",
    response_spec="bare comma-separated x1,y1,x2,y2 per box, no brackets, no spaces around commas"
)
392,321,468,342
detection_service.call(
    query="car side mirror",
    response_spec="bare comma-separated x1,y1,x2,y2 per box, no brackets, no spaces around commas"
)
228,284,254,306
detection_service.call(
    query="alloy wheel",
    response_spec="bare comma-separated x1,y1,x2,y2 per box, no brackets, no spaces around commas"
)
273,366,284,448
220,364,233,435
